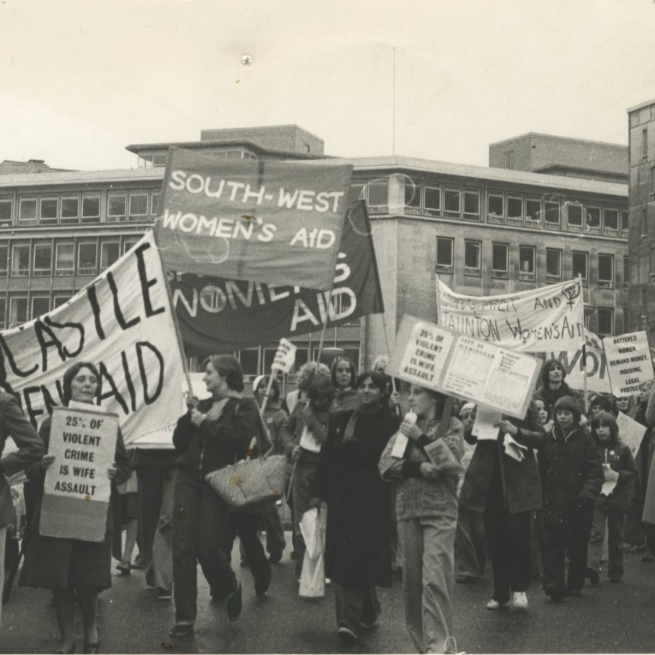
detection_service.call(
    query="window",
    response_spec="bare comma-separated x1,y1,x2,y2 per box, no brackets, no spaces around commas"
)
129,193,149,220
9,297,28,326
55,243,75,276
238,349,259,376
405,182,421,212
31,296,50,319
347,183,364,206
367,181,388,210
61,196,79,222
642,288,648,317
424,187,441,215
108,194,127,221
0,298,5,330
40,197,58,224
33,243,52,276
624,308,630,334
78,243,98,275
463,191,480,217
604,208,618,231
81,195,100,222
444,189,460,215
624,256,629,288
586,206,600,228
436,238,454,268
642,207,648,238
153,153,168,167
151,191,161,216
526,199,541,222
123,238,140,255
598,254,614,288
572,251,588,282
0,244,7,277
546,249,562,279
643,127,648,160
53,295,72,309
492,243,508,275
0,198,12,223
488,194,504,217
464,241,481,273
19,198,37,223
621,210,629,231
11,244,30,277
568,204,583,226
504,151,514,169
101,242,120,271
545,202,560,224
507,196,522,220
597,308,613,337
519,246,535,275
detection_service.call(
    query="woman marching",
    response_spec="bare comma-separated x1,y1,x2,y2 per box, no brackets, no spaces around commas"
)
379,386,465,655
330,357,360,413
20,362,132,654
311,371,401,646
169,355,270,637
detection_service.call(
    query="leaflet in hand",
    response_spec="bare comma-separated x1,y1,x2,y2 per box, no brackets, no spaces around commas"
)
503,434,527,462
423,439,464,475
472,406,502,441
299,426,321,453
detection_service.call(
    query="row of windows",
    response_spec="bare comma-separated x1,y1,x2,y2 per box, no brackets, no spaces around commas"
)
0,237,141,279
137,149,258,168
348,179,628,235
435,237,626,289
0,294,73,329
0,190,161,227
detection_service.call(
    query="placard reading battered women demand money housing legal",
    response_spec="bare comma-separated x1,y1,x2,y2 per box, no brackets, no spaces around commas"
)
44,407,119,503
603,331,654,396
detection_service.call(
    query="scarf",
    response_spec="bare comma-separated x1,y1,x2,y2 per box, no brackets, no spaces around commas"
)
343,402,383,443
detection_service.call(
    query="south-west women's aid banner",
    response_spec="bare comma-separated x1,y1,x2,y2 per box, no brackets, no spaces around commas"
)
0,232,186,445
155,148,353,291
436,278,585,353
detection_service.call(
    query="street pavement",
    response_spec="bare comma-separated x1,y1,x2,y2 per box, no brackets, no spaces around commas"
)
3,535,655,654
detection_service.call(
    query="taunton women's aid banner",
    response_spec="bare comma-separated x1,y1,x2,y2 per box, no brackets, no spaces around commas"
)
155,148,353,291
436,277,585,353
0,232,186,445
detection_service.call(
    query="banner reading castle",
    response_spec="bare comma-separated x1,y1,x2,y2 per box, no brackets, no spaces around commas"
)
436,278,585,353
0,232,186,445
170,201,384,353
155,148,353,291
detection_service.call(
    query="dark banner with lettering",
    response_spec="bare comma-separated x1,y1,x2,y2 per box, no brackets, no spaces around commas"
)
170,201,384,355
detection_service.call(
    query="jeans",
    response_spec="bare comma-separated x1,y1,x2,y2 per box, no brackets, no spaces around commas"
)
137,466,168,587
455,505,486,580
291,460,317,574
334,584,381,636
398,515,456,655
541,521,591,595
151,468,177,592
587,508,625,580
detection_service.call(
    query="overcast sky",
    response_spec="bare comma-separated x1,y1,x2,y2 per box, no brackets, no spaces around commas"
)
1,0,655,172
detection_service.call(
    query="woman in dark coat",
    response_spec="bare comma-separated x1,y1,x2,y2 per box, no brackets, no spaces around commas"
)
460,408,544,611
312,371,400,646
20,362,131,654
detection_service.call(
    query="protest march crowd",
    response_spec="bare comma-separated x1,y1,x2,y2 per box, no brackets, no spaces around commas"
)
2,157,655,655
3,351,655,654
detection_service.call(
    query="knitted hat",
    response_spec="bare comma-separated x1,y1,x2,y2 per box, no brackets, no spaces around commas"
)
460,402,476,416
554,396,581,423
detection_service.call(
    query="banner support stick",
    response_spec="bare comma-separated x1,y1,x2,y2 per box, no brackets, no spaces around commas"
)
150,228,194,395
259,373,276,417
316,291,331,362
582,344,589,414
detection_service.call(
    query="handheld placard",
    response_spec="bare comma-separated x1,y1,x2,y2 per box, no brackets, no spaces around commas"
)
390,411,417,459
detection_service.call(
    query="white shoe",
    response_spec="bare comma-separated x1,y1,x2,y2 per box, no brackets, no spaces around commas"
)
486,599,507,610
512,591,528,609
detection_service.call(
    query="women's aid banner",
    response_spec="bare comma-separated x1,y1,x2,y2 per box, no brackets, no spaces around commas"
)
0,232,186,446
155,148,353,292
436,277,585,353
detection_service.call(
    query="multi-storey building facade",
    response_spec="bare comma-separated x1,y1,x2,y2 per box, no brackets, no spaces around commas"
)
0,125,630,379
627,98,655,343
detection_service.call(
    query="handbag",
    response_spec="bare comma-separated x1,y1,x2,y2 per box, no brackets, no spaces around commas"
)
205,410,289,509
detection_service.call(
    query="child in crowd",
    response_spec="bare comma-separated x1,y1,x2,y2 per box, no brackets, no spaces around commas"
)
589,395,613,419
537,396,603,601
586,412,637,585
532,397,553,432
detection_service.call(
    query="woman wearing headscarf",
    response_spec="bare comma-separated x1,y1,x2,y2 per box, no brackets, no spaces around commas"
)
380,386,464,654
20,362,131,654
169,355,269,637
311,371,401,646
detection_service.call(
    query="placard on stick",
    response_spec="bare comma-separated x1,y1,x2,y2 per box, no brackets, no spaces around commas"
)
389,315,541,419
603,331,654,397
271,338,297,373
40,406,119,542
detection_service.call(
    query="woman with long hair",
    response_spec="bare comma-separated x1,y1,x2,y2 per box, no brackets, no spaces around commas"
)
21,362,131,654
380,386,464,654
330,357,359,413
169,355,270,637
311,371,401,646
